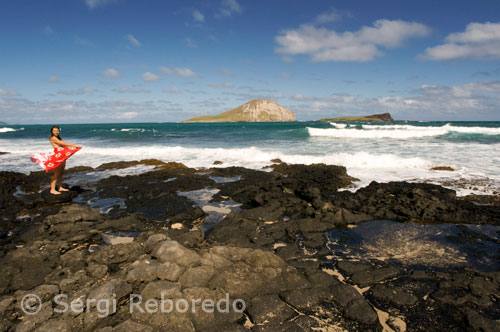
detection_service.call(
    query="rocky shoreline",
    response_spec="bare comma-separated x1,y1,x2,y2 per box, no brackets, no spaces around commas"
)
0,160,499,331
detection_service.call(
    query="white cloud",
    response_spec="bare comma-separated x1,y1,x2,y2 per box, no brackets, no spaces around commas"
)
421,22,500,61
58,87,96,95
84,0,118,9
119,111,138,119
193,10,205,23
0,98,156,123
160,67,200,78
0,96,187,123
48,76,59,83
460,81,500,93
113,87,151,94
315,10,341,24
127,34,141,47
276,19,431,62
290,81,500,120
0,88,19,96
102,68,121,78
142,72,161,82
216,0,243,18
447,23,500,44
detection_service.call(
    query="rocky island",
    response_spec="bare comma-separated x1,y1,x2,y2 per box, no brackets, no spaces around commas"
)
0,161,499,331
183,99,296,123
319,113,394,122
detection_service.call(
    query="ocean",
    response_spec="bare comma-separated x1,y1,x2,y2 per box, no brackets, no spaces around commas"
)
1,121,500,196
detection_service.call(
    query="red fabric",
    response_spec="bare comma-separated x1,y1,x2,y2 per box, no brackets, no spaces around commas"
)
30,146,81,172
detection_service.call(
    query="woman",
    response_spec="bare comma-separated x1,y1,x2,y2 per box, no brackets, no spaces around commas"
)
31,126,82,195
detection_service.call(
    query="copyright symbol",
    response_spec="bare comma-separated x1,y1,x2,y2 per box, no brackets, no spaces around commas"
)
21,294,41,315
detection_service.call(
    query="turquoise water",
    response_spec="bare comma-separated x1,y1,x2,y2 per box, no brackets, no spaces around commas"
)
2,121,500,145
1,121,500,195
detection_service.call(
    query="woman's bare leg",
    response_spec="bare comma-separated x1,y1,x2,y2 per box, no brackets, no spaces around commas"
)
57,161,69,191
50,166,62,195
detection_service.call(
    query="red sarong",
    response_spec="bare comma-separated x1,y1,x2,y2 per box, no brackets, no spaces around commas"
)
30,147,81,172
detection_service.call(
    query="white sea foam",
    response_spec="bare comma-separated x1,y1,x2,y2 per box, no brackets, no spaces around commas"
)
1,141,431,171
0,127,17,133
329,122,347,129
58,145,465,192
2,134,499,196
121,128,142,132
364,123,500,134
309,126,448,138
76,146,429,173
309,123,500,139
440,123,500,134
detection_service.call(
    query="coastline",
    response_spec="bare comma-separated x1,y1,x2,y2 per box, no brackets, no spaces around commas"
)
1,160,499,331
2,121,500,199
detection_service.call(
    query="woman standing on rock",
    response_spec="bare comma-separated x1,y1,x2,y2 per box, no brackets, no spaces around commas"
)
30,125,82,195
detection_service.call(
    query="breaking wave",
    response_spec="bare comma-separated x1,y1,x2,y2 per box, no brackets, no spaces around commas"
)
309,123,500,139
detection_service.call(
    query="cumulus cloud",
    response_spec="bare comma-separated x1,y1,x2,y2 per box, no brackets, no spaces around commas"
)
127,34,141,47
216,0,243,18
275,19,431,62
460,81,500,93
142,72,161,82
0,88,20,96
0,97,184,123
193,10,205,23
421,22,500,61
102,68,121,78
160,67,200,78
289,81,500,120
58,87,96,95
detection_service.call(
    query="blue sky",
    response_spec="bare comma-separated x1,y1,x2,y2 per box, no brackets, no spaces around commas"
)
1,0,500,123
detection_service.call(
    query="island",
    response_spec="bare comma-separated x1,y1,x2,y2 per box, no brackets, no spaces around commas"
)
183,99,296,123
319,113,394,122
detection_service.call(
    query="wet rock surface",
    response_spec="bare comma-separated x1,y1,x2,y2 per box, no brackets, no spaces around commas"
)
332,180,500,224
0,160,499,331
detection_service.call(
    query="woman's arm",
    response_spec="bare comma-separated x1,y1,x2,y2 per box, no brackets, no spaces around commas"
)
51,137,82,148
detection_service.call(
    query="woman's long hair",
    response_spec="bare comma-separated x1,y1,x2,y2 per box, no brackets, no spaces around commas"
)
50,125,62,140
